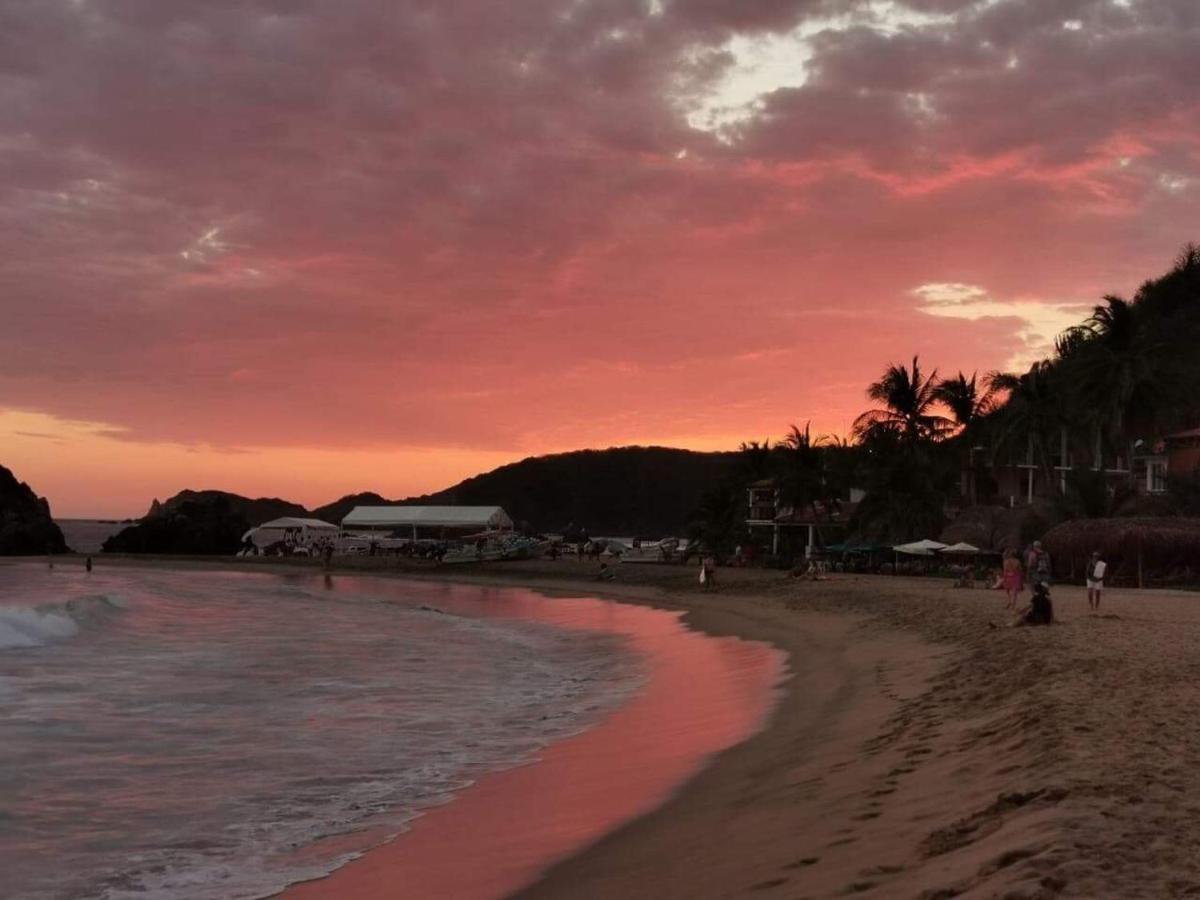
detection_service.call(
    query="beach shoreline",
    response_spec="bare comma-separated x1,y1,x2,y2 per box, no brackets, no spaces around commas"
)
22,554,1200,897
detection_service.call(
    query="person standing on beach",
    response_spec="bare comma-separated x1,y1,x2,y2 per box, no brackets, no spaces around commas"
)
1001,549,1023,610
1086,550,1107,611
1026,540,1051,586
700,553,716,589
1035,543,1052,586
1023,543,1036,587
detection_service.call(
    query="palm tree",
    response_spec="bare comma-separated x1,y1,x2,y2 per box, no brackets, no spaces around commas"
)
1067,294,1167,471
777,423,826,519
987,362,1065,498
736,439,774,484
850,427,947,541
933,371,996,504
853,356,952,444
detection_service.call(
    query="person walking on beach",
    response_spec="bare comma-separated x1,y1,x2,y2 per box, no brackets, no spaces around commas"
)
1001,548,1023,610
1086,550,1107,611
1027,540,1051,586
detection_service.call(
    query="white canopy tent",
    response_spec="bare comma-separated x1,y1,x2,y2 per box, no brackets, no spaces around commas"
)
341,505,514,537
242,517,338,548
892,539,950,557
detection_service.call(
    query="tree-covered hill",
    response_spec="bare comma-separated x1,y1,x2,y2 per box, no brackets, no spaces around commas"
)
104,446,736,552
411,446,736,535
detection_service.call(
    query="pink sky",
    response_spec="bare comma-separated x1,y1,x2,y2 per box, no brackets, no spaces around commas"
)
2,0,1198,517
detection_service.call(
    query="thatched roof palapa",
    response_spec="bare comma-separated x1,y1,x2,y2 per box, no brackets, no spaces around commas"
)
1041,517,1200,587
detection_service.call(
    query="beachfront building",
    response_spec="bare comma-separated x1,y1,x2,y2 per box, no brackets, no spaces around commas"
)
341,505,514,541
985,430,1132,506
1132,427,1200,495
744,480,860,558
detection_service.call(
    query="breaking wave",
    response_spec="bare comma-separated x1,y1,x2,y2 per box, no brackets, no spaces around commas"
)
0,593,126,650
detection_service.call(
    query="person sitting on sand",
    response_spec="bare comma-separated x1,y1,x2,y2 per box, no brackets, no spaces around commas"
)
1001,548,1023,610
1011,581,1053,627
596,561,617,581
1086,550,1107,611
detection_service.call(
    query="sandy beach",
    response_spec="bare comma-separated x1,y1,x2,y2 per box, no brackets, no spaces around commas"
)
41,555,1200,898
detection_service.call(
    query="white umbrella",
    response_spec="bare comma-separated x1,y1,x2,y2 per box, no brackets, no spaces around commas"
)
941,542,982,554
893,539,949,556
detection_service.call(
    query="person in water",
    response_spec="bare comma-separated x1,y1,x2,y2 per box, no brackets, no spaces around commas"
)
85,556,93,572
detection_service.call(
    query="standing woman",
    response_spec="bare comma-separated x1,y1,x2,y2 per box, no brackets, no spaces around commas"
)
1002,548,1023,610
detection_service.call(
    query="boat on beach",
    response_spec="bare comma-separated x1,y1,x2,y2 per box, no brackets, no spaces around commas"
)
439,532,547,564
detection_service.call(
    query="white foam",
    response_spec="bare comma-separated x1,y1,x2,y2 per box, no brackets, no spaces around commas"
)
0,594,125,650
0,606,80,649
1,568,647,900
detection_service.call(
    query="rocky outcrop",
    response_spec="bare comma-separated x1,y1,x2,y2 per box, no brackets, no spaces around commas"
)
0,465,69,555
146,490,306,526
104,495,251,555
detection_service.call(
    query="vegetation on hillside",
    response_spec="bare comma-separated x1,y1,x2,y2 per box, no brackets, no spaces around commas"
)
98,246,1200,557
690,245,1200,553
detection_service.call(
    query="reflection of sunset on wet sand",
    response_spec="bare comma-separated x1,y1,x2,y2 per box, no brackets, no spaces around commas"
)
285,579,784,900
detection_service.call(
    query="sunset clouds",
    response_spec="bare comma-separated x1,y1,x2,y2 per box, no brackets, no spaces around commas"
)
2,0,1197,514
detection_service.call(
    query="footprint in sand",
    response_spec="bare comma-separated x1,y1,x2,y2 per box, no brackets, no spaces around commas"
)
748,876,789,891
783,857,821,870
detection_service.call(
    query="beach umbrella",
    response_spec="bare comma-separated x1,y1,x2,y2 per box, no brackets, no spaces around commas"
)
941,542,981,554
893,539,949,556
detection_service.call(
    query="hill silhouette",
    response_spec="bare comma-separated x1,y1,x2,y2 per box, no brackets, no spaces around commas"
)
106,446,735,552
0,464,69,554
408,446,735,535
146,490,307,527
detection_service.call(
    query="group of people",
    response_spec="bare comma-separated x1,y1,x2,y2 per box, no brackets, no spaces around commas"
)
996,540,1108,626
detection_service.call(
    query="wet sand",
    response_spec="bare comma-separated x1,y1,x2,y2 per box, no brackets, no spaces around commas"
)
42,555,1200,897
282,578,785,899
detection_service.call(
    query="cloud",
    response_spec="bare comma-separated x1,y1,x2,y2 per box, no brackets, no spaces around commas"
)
0,0,1196,512
913,282,1094,370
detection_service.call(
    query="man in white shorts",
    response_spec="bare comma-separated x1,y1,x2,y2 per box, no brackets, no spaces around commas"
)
1086,551,1107,611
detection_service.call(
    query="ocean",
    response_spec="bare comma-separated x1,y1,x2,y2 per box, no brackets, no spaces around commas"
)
0,565,646,900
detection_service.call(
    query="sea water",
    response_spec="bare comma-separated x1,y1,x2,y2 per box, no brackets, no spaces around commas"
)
0,565,644,900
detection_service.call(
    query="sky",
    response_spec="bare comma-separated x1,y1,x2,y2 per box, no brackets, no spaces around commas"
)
2,0,1198,517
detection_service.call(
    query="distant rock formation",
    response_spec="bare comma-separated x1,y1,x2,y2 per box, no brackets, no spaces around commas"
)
146,490,307,526
0,465,69,555
104,495,251,555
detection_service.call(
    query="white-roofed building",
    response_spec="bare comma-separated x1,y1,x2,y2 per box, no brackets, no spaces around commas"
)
242,517,339,549
341,505,514,538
